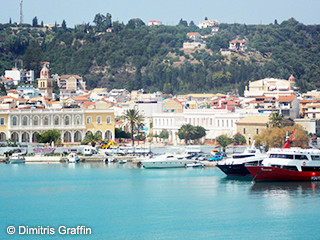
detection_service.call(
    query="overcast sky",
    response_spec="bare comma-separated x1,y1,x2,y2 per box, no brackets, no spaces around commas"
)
1,0,319,26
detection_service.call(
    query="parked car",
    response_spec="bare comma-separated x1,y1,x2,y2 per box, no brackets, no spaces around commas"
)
208,153,223,161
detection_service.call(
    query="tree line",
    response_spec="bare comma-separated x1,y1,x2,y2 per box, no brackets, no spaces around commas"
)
1,15,320,94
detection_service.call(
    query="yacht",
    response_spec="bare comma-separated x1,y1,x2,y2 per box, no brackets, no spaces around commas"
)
216,143,266,176
9,153,25,164
141,153,193,169
67,152,80,163
246,148,320,181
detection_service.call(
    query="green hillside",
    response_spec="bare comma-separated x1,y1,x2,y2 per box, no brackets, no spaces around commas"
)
1,15,320,95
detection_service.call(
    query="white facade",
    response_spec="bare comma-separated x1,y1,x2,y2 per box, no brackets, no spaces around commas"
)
7,109,86,143
5,69,34,85
198,20,219,29
183,42,206,49
152,108,265,144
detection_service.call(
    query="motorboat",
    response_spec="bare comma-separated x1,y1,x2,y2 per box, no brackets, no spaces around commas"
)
141,153,193,169
186,161,205,168
9,153,25,164
246,148,320,181
216,142,266,176
67,152,80,163
118,159,127,164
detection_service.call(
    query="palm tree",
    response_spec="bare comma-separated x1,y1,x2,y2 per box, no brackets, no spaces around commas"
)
121,108,144,147
178,124,196,145
83,132,102,147
269,111,284,128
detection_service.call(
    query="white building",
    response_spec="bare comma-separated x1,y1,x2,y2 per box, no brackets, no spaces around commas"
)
5,68,34,85
198,20,219,29
183,42,206,49
148,20,162,26
153,108,266,144
244,76,297,98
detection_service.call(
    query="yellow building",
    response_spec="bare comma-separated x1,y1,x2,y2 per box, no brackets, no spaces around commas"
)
84,109,114,140
163,98,184,112
0,108,114,143
236,115,270,144
0,112,9,141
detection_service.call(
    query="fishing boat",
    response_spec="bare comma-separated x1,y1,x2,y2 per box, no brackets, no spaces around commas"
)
216,142,266,176
141,153,193,169
67,152,80,163
9,153,25,164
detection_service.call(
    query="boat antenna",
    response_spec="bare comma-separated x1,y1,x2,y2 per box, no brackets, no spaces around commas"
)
282,130,296,149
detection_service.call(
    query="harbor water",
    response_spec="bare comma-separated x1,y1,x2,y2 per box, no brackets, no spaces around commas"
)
1,162,320,239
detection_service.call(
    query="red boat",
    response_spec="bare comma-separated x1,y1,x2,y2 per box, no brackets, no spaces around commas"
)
246,148,320,181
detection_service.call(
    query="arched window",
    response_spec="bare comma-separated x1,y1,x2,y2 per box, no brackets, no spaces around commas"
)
22,116,28,126
12,116,18,126
64,116,70,125
75,115,81,125
64,132,72,142
54,116,60,125
43,116,49,125
33,116,39,126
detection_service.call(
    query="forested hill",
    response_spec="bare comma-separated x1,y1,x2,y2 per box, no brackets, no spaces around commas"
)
1,16,320,95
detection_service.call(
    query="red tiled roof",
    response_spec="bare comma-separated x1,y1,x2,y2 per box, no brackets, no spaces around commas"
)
278,95,296,102
187,32,200,36
59,75,82,80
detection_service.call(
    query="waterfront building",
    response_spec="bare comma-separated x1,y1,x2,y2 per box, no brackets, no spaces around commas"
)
235,115,270,144
0,108,114,143
294,118,320,135
153,108,266,144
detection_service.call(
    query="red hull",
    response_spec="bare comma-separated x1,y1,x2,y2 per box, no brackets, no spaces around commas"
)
246,166,320,181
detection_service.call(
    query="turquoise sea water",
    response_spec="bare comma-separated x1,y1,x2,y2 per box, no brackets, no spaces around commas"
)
1,162,320,240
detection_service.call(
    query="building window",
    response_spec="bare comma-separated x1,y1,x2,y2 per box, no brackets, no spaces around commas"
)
106,116,111,124
75,116,81,125
64,116,70,125
97,116,102,124
12,116,17,126
43,116,49,125
243,128,246,134
54,116,60,125
87,116,92,124
256,129,259,134
0,118,4,125
33,116,39,126
23,116,28,126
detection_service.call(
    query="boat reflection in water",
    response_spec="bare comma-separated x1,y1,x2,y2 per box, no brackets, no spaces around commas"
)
250,181,320,197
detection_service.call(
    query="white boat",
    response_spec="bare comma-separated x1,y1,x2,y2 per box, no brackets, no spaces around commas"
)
118,159,127,164
186,161,205,168
67,152,80,163
141,153,193,169
216,142,266,176
9,153,25,164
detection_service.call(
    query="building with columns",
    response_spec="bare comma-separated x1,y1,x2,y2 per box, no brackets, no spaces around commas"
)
0,108,114,144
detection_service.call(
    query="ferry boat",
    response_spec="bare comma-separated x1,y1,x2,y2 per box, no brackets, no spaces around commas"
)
9,153,25,164
141,153,193,169
216,142,266,176
246,148,320,181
